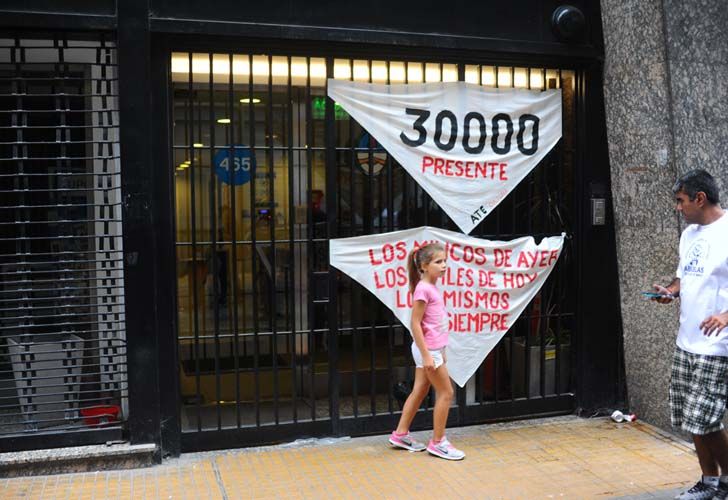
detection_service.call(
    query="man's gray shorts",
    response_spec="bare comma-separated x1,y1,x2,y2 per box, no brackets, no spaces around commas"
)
670,346,728,435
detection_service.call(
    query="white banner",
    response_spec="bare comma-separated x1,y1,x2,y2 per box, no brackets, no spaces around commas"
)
330,227,565,387
328,80,562,234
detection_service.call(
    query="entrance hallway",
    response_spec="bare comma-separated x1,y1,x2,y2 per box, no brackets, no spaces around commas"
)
2,416,699,499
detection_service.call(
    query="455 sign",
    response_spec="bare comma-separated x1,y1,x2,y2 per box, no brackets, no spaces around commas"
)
214,147,255,185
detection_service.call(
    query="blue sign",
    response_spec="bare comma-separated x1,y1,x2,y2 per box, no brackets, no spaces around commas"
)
214,147,255,185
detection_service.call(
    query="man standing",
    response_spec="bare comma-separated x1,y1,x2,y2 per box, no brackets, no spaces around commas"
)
653,169,728,500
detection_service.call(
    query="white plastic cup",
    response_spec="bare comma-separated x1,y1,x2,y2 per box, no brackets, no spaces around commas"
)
611,410,637,422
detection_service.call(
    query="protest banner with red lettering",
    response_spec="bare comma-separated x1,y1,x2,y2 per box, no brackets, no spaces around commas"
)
327,80,562,234
329,226,565,387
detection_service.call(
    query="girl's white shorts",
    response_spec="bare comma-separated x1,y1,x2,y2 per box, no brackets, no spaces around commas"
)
411,344,446,370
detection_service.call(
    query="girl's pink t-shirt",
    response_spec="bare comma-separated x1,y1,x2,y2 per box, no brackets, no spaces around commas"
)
412,280,449,349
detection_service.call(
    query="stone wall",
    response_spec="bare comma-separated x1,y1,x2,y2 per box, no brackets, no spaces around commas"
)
601,0,728,432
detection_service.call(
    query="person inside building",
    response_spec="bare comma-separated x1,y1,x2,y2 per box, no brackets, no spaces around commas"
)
651,169,728,500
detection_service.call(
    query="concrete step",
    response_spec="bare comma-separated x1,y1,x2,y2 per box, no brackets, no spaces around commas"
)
0,442,156,478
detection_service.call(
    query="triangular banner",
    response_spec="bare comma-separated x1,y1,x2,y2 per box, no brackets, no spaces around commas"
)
328,80,562,234
330,227,565,387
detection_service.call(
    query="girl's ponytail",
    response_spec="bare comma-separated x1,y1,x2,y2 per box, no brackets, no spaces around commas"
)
407,248,421,294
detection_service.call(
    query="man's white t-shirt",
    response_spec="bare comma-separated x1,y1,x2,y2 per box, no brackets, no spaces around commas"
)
676,212,728,356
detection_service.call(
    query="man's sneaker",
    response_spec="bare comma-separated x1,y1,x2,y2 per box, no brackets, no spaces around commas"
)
712,480,728,500
675,480,716,500
388,431,426,452
426,437,465,460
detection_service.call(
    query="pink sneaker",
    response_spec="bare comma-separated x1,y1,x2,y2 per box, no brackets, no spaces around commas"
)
427,437,465,460
388,431,426,452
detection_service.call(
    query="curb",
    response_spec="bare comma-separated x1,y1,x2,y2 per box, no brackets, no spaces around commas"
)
0,442,157,478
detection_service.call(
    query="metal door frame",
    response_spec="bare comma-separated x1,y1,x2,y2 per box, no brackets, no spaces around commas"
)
156,36,590,452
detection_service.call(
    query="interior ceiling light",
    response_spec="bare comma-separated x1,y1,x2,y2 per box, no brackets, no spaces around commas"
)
193,143,204,148
170,54,559,90
240,98,261,104
216,118,231,124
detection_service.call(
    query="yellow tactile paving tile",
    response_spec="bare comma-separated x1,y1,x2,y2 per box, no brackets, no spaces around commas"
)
2,417,700,499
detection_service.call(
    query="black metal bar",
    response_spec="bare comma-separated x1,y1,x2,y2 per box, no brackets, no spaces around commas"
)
325,56,340,433
0,202,123,211
149,16,602,61
173,144,323,151
174,237,333,246
118,0,161,453
0,265,124,277
419,65,428,229
0,93,118,98
0,219,124,227
226,53,242,430
266,54,280,425
0,234,122,243
1,328,127,338
0,171,121,177
285,55,298,423
454,61,468,420
206,52,222,431
0,109,121,115
0,155,120,162
554,68,564,396
0,389,127,406
0,274,126,286
346,59,360,418
0,365,128,380
385,60,394,415
236,92,250,378
524,66,535,400
248,53,261,428
0,189,121,199
305,56,316,423
150,36,181,458
402,61,414,396
364,58,377,417
0,76,120,82
491,65,501,402
475,66,484,407
1,311,123,323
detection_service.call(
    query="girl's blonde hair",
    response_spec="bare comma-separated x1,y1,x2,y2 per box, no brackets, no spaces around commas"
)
407,242,445,293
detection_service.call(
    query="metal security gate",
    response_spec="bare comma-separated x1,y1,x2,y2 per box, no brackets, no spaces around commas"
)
171,50,576,451
0,34,128,451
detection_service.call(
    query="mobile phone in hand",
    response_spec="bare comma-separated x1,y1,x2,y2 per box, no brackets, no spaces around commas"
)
642,291,670,299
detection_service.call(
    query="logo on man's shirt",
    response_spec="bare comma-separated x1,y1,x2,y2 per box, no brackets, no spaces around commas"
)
684,239,708,275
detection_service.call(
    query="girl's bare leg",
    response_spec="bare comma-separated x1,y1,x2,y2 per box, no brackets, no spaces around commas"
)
395,368,431,434
425,363,454,442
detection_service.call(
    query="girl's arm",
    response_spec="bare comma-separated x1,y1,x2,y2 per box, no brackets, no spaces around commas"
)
411,299,434,371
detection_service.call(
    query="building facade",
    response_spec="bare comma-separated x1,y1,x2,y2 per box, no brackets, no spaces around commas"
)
602,0,728,434
0,0,623,459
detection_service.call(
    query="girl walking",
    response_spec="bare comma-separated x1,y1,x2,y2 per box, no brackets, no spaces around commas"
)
388,243,465,460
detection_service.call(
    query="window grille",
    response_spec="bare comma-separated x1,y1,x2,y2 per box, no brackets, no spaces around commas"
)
171,52,575,449
0,34,127,439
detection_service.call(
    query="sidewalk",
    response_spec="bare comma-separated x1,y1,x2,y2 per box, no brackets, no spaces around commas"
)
2,416,698,499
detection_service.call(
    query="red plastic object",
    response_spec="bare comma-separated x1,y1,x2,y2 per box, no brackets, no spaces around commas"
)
80,405,120,427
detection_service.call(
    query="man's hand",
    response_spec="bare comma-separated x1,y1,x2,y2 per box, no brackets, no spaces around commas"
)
700,312,728,336
652,284,676,304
